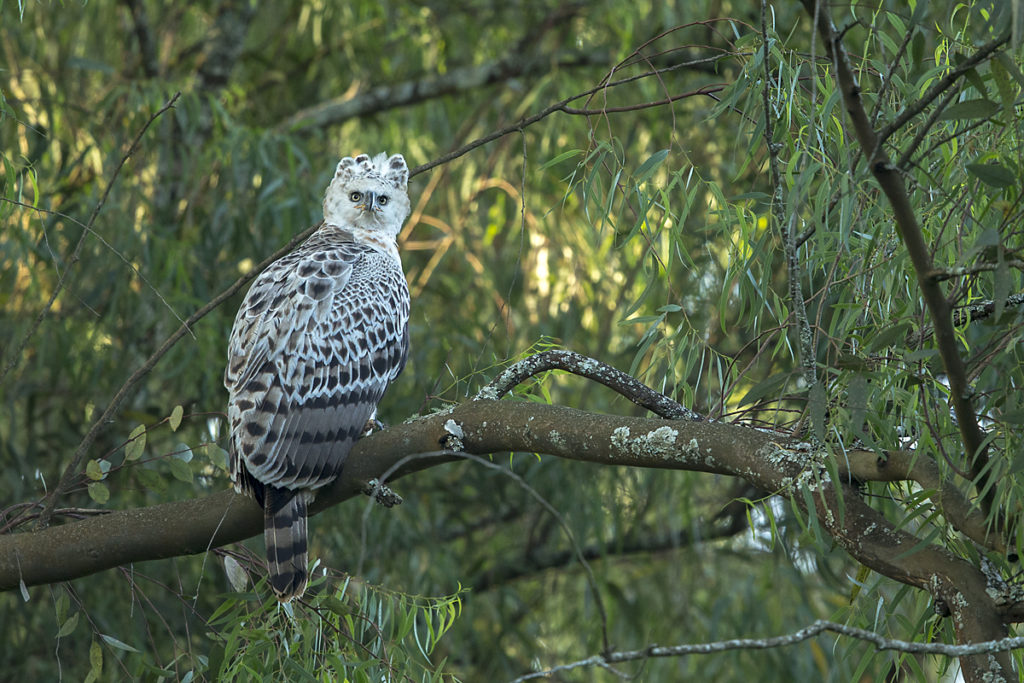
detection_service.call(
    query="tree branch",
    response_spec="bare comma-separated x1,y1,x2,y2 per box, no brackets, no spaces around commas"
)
511,618,1024,682
275,51,612,133
799,0,1001,530
761,1,816,392
476,349,702,420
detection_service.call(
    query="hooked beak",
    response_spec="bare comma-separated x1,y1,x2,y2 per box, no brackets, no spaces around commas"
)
356,191,382,216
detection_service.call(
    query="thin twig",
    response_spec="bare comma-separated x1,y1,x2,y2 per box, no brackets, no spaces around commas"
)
410,76,724,178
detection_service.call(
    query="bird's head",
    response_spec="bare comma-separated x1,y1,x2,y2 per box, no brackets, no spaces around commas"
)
322,152,410,238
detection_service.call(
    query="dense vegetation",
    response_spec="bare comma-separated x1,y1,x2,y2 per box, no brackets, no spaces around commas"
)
3,1,1023,680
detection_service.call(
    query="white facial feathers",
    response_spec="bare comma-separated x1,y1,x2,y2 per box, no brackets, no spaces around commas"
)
322,152,411,239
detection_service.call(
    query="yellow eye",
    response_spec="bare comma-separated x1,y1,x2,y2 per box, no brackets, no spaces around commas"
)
349,192,362,202
378,195,389,206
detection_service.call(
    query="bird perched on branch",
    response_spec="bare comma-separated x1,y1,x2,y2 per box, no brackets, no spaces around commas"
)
225,152,412,602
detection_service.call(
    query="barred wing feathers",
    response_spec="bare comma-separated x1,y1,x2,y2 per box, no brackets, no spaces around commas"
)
225,228,410,599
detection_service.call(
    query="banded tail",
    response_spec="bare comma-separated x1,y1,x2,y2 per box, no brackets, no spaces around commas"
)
263,487,309,602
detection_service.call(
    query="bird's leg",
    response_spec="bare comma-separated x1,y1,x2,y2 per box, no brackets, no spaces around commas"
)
361,409,385,436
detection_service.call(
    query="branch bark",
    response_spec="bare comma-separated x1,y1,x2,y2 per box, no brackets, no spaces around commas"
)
0,398,1010,669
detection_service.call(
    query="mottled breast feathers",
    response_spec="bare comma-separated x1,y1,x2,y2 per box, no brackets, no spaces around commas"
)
225,227,410,499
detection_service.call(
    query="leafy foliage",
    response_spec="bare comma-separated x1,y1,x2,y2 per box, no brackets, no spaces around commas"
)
3,0,1024,680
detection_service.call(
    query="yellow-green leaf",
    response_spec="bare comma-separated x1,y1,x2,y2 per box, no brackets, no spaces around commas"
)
86,459,105,481
56,611,79,638
89,639,103,678
169,405,184,432
87,481,110,504
125,424,146,461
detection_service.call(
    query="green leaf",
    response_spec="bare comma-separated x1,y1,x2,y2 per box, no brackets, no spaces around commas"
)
56,611,79,638
89,639,103,680
539,149,582,170
86,459,109,481
135,466,167,492
100,633,141,653
966,162,1016,188
738,371,793,408
169,405,184,432
167,456,193,483
125,424,146,461
87,482,110,504
634,148,669,183
204,444,230,471
937,98,999,121
848,374,868,431
866,322,910,352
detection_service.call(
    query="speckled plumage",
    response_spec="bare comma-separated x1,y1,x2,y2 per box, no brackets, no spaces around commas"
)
225,153,411,602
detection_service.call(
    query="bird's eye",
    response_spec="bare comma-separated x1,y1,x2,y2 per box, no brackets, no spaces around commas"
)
378,195,389,206
349,192,362,202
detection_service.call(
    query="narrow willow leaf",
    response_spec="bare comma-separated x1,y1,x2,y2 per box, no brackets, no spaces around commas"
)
539,149,582,170
634,148,669,183
56,611,79,638
848,374,868,432
89,639,103,679
937,98,999,121
966,162,1015,188
223,556,249,593
100,634,141,653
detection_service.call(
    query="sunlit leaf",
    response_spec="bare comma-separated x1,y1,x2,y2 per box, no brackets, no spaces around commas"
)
169,405,184,432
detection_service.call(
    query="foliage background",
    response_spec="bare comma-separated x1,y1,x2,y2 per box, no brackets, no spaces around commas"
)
2,0,1022,680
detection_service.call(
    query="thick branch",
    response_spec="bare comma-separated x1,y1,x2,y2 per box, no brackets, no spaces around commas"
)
0,400,1000,628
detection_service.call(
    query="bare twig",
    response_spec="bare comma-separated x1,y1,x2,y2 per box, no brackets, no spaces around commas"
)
0,92,181,388
410,78,724,178
474,349,703,421
929,262,1024,282
510,619,1024,682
